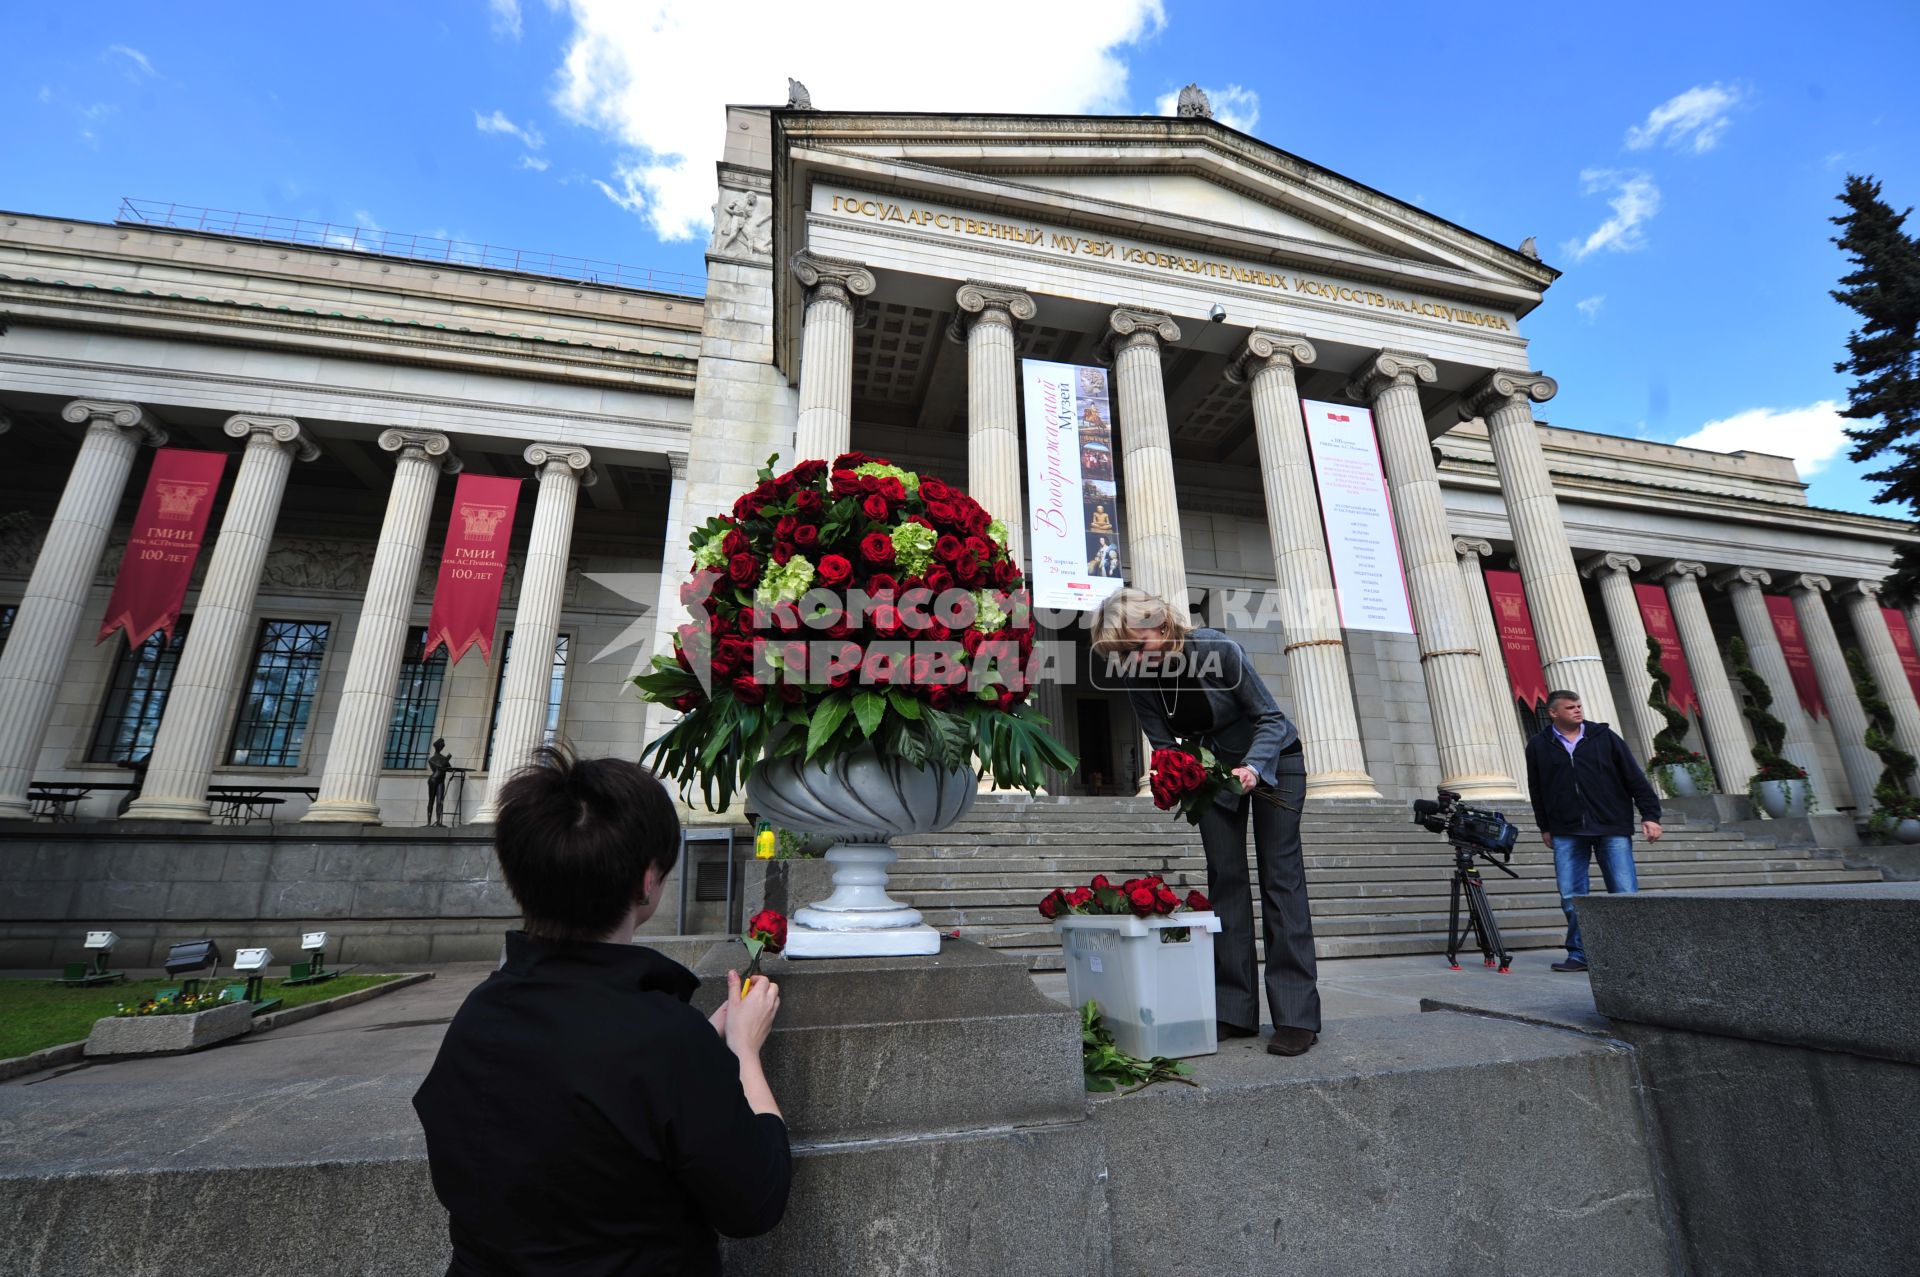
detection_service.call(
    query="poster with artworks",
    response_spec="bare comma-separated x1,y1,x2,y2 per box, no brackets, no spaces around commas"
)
1021,359,1126,611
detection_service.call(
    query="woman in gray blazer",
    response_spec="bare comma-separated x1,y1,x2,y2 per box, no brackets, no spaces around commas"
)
1093,588,1320,1056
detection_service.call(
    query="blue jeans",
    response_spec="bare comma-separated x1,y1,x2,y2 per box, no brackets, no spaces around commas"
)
1552,835,1638,963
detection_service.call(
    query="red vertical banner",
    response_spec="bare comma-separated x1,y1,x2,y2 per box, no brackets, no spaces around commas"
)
97,448,228,648
423,473,522,664
1483,569,1549,708
1633,582,1699,715
1764,595,1825,720
1882,606,1920,703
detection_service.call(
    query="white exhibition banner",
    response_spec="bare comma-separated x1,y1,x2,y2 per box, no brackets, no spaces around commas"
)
1021,359,1124,612
1300,399,1415,634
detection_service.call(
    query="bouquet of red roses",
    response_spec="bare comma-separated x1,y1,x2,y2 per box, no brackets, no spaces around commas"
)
1039,874,1211,944
1149,744,1239,825
739,909,786,995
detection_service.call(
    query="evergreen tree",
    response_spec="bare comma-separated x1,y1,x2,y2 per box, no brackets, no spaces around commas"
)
1726,637,1807,784
1832,176,1920,593
1845,647,1919,825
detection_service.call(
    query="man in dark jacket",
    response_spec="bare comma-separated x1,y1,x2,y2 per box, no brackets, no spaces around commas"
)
1524,690,1663,973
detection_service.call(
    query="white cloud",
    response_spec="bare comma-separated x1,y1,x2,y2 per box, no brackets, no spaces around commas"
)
36,85,52,104
1153,83,1259,134
519,154,551,171
1575,295,1605,322
107,45,156,79
475,108,545,150
1564,168,1660,260
1673,400,1851,477
326,211,385,251
550,0,1168,241
1625,83,1743,154
489,0,523,38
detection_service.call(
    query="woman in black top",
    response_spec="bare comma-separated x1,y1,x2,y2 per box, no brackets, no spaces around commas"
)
1094,588,1321,1057
413,746,790,1275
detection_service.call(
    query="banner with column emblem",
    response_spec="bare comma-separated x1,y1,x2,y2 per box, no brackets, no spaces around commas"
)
1484,569,1550,707
1633,583,1700,715
97,448,228,649
423,473,522,664
1300,400,1414,633
1764,594,1825,719
1020,358,1124,611
1881,606,1920,702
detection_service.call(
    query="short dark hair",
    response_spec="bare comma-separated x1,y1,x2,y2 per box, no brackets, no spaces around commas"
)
1545,690,1582,710
493,744,681,941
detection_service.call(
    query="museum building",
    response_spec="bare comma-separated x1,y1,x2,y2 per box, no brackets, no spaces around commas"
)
2,92,1918,838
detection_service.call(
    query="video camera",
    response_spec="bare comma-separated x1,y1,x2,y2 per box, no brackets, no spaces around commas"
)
1412,788,1519,866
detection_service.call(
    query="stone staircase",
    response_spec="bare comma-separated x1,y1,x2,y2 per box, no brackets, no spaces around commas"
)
889,795,1886,970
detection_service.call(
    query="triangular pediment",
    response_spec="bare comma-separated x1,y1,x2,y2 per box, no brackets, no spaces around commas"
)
774,111,1556,314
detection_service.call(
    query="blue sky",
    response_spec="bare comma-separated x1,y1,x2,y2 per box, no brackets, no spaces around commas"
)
6,1,1916,518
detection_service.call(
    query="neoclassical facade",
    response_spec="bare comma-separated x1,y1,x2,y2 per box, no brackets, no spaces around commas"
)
2,98,1917,825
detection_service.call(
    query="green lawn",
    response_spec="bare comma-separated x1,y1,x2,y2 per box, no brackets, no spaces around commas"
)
0,973,404,1061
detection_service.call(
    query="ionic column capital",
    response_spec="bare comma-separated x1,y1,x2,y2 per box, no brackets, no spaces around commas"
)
1346,349,1436,403
525,442,597,487
62,399,167,447
667,453,689,481
1579,551,1642,579
1462,369,1558,420
223,414,319,462
1788,573,1832,596
1843,578,1884,600
1710,566,1773,592
1226,330,1317,385
951,281,1036,335
1650,559,1708,584
378,428,462,473
791,250,875,308
1453,537,1494,560
1097,307,1181,362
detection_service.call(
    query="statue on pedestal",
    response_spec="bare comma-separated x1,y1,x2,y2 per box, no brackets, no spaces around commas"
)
427,739,452,827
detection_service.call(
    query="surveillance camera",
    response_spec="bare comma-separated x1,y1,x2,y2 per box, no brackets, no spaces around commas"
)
1208,303,1227,323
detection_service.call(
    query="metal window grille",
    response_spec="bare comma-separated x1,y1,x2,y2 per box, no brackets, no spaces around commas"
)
88,618,192,763
227,620,331,767
383,626,448,769
484,631,570,767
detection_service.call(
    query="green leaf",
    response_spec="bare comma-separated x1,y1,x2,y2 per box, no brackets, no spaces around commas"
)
888,689,923,719
807,694,853,759
852,689,887,738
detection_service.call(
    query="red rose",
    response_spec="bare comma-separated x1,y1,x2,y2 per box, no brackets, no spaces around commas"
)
728,553,760,586
994,688,1016,710
992,558,1018,586
833,451,875,470
795,490,825,517
919,476,952,502
771,543,795,566
1038,888,1066,921
721,529,750,560
1090,874,1111,891
925,499,962,527
747,908,787,952
963,507,991,537
871,604,903,638
777,682,804,704
788,459,828,485
1186,890,1211,912
1128,887,1157,918
818,555,853,586
925,565,955,595
792,524,820,550
925,620,952,642
935,534,965,563
1154,887,1180,915
860,532,895,565
862,494,891,522
730,675,766,705
1067,887,1094,910
928,685,954,710
824,618,852,639
866,572,900,599
960,628,987,656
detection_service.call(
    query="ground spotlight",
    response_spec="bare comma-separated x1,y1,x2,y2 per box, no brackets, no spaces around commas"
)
57,930,126,987
287,930,338,986
231,946,281,1013
163,938,221,994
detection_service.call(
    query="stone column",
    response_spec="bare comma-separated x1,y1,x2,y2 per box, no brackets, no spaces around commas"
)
1102,308,1189,609
1465,370,1619,729
1839,579,1920,792
475,444,594,822
1579,553,1660,764
303,430,461,823
1712,567,1835,801
0,401,166,818
790,251,875,464
1789,574,1881,811
1455,538,1530,794
1349,351,1515,799
953,282,1036,569
642,454,693,762
126,416,320,821
1649,560,1754,793
1227,331,1377,798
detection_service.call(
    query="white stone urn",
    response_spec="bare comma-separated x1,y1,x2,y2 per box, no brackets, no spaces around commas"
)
1894,818,1920,846
1754,778,1811,819
745,743,976,957
1655,763,1702,798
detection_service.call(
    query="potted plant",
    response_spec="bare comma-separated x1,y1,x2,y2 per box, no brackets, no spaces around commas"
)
1845,648,1920,842
1645,636,1714,797
1727,637,1815,817
636,453,1075,956
86,988,255,1057
1040,876,1221,1060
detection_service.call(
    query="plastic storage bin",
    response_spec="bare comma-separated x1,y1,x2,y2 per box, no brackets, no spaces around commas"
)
1055,912,1222,1059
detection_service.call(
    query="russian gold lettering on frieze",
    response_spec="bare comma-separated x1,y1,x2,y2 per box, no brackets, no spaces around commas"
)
817,186,1515,333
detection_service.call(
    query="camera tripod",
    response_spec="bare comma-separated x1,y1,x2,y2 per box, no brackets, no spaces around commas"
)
1445,841,1518,973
